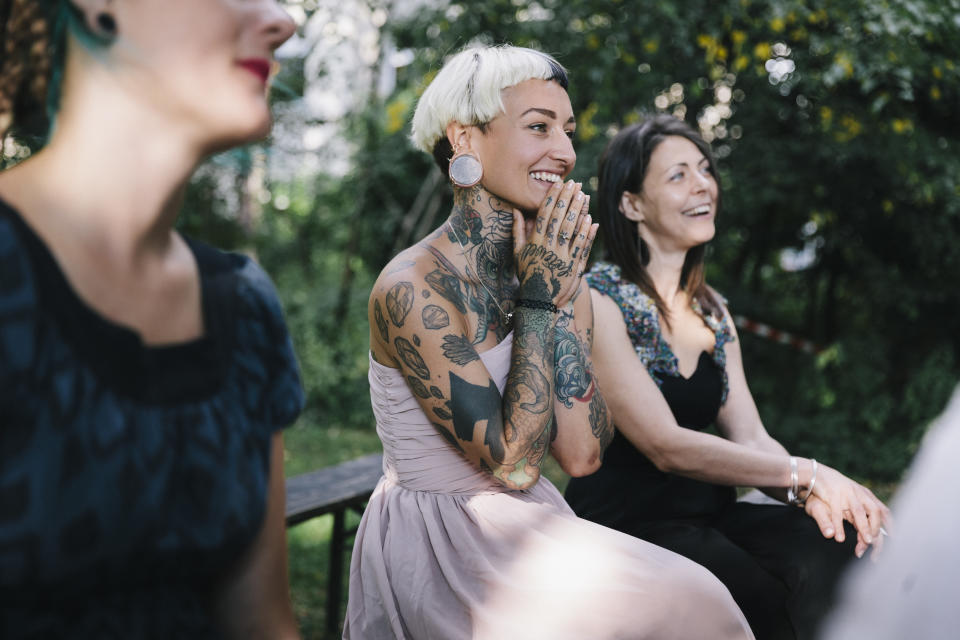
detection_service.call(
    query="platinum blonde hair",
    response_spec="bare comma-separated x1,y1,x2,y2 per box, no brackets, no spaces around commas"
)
410,45,568,157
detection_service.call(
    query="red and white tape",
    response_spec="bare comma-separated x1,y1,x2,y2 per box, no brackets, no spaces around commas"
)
733,315,824,354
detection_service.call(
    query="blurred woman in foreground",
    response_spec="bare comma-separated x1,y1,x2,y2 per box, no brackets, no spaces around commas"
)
565,114,891,640
0,1,303,637
344,45,753,640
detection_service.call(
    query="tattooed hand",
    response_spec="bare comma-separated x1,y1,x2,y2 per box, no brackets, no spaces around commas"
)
513,180,597,309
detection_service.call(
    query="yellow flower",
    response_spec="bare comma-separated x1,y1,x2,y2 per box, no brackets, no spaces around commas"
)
697,33,715,49
753,42,771,60
733,55,750,72
770,17,785,32
882,200,894,214
891,118,913,134
834,52,854,78
578,102,599,142
932,65,943,79
716,45,728,61
644,38,659,53
586,33,600,50
931,86,942,100
731,30,747,45
820,106,833,123
385,97,409,134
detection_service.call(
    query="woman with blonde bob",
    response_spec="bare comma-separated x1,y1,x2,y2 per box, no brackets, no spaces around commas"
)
344,45,754,639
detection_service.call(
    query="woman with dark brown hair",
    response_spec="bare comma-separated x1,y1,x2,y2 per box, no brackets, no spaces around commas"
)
0,1,302,637
566,114,891,640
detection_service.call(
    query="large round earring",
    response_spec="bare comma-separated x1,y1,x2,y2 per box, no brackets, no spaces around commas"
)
449,150,483,188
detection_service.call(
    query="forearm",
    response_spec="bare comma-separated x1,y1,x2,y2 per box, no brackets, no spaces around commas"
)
550,306,613,476
487,304,557,487
643,424,794,488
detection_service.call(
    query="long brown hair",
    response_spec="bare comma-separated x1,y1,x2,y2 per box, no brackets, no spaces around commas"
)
595,114,723,327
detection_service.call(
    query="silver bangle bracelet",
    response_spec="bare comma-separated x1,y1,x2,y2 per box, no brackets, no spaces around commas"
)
787,456,800,506
800,458,818,505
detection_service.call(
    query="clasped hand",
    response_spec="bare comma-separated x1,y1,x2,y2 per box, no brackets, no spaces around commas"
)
512,180,597,308
803,464,892,560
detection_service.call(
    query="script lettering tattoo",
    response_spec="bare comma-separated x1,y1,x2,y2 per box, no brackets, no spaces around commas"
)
555,199,566,211
567,208,577,222
422,304,450,330
373,299,389,342
450,373,506,462
518,245,574,278
386,281,415,327
407,375,430,399
441,334,480,366
425,268,468,314
394,336,430,380
432,423,464,452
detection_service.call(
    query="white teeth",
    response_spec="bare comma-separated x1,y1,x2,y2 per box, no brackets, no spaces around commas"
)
683,204,711,216
530,172,561,183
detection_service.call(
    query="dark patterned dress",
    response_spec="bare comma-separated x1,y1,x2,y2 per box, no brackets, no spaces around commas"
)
566,261,856,640
0,199,304,638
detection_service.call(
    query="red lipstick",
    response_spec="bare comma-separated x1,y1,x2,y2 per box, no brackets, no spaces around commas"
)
238,58,271,84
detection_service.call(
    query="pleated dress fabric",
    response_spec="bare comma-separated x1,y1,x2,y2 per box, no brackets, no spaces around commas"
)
343,334,754,640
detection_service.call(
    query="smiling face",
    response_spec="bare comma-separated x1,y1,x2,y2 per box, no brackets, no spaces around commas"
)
79,0,295,152
467,78,576,214
623,135,718,255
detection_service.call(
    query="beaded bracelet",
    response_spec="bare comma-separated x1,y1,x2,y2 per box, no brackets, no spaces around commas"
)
515,298,558,313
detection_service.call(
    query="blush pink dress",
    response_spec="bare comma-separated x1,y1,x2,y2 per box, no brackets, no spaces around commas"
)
344,334,754,639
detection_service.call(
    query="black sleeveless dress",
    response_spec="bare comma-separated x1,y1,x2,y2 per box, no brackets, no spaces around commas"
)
566,262,856,640
0,199,304,638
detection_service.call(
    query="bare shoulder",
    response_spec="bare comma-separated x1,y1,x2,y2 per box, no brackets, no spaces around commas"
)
589,286,626,325
369,243,471,362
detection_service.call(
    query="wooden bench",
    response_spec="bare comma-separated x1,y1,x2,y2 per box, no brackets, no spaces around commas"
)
285,453,384,638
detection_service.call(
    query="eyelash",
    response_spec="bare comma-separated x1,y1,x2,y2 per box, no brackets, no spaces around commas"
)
529,123,576,139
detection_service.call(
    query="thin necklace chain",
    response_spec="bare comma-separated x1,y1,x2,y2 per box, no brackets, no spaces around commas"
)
445,221,514,328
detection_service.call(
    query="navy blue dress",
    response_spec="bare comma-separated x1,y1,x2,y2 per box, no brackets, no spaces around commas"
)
0,199,304,638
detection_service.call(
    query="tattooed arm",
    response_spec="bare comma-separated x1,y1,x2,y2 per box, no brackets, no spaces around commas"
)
367,181,596,491
549,280,614,477
368,257,559,491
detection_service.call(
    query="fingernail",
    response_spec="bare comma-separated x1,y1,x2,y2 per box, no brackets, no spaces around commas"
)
825,528,834,537
575,192,584,200
856,548,864,558
864,535,872,544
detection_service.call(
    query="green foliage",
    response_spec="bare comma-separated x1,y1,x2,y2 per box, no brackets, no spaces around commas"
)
378,0,960,480
168,0,960,482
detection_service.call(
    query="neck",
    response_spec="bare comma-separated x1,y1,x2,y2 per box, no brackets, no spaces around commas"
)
643,240,688,310
5,67,207,264
444,184,517,293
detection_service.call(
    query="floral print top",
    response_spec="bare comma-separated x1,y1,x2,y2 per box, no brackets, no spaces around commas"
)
586,261,735,404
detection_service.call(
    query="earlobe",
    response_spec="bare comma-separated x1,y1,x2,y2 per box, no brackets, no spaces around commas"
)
619,192,644,223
